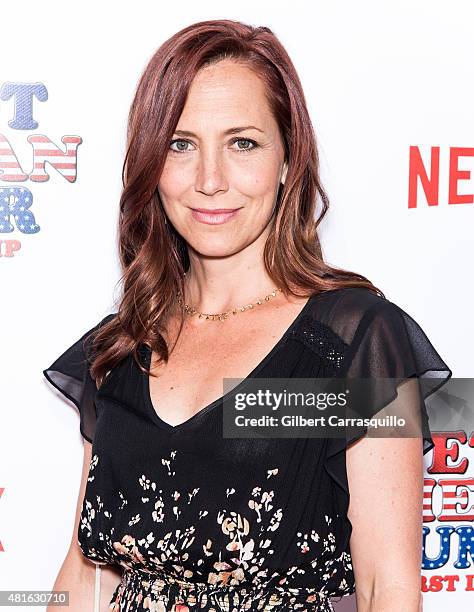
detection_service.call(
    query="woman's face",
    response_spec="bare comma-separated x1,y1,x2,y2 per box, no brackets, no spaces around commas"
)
158,59,287,258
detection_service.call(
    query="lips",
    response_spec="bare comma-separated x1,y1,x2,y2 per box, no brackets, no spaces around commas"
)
190,207,241,225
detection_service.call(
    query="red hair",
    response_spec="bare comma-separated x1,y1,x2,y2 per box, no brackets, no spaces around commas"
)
89,18,384,385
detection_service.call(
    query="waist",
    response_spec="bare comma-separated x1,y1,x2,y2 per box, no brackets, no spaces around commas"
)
116,567,334,611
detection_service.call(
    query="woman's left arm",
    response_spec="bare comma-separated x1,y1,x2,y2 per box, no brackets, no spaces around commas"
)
346,428,424,612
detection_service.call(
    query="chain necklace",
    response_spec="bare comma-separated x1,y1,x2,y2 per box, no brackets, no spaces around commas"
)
176,275,283,321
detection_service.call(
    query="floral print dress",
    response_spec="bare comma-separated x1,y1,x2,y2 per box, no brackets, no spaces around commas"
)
43,287,451,611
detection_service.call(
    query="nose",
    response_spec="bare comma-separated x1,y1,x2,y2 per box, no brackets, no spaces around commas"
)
194,147,228,196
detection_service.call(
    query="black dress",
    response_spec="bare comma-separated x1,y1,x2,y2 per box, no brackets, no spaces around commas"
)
42,287,452,612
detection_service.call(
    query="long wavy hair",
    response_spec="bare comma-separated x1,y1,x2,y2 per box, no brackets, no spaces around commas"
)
89,18,384,387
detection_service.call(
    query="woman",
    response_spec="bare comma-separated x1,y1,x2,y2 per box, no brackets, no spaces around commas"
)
43,19,451,612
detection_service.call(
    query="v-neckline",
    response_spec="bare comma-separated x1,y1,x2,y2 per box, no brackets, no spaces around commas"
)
141,292,317,433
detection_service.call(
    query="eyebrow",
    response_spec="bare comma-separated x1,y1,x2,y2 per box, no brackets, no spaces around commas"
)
173,125,265,137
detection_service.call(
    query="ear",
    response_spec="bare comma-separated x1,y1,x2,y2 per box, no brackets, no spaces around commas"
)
281,160,288,185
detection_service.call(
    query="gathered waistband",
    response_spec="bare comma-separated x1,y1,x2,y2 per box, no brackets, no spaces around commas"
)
110,567,335,612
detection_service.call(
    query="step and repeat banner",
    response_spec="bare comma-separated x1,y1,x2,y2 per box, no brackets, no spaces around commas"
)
1,2,472,611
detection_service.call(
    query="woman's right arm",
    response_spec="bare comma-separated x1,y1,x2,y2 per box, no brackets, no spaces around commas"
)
47,440,123,611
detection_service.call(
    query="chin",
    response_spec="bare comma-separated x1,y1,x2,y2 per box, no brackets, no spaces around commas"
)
186,239,243,258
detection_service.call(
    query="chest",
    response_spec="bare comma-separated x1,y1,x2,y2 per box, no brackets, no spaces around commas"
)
147,306,306,427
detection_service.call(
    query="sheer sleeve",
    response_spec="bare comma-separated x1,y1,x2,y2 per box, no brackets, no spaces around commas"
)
343,299,452,451
42,313,115,443
324,297,452,552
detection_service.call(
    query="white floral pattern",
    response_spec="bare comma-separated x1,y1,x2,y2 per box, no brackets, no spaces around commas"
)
44,288,452,611
78,446,354,612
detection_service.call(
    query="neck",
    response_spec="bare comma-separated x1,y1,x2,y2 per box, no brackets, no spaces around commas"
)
182,245,281,313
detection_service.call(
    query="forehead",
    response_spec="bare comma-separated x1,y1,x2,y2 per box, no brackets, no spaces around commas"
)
177,60,275,131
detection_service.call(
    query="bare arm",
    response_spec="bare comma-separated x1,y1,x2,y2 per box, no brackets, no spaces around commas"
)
47,440,122,611
346,381,425,611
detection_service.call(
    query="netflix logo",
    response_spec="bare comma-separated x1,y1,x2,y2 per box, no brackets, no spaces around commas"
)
409,146,474,208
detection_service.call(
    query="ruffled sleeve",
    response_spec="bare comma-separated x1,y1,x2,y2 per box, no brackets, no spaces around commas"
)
42,314,115,444
324,297,452,552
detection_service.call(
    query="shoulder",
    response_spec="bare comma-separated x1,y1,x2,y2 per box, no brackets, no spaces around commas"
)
306,286,396,342
316,288,451,381
304,286,434,364
88,312,117,336
58,312,118,364
70,312,117,344
83,312,117,354
97,312,117,326
81,312,117,341
314,286,387,312
288,287,391,364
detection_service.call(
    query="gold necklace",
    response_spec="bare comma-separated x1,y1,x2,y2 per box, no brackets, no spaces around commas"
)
176,278,283,321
